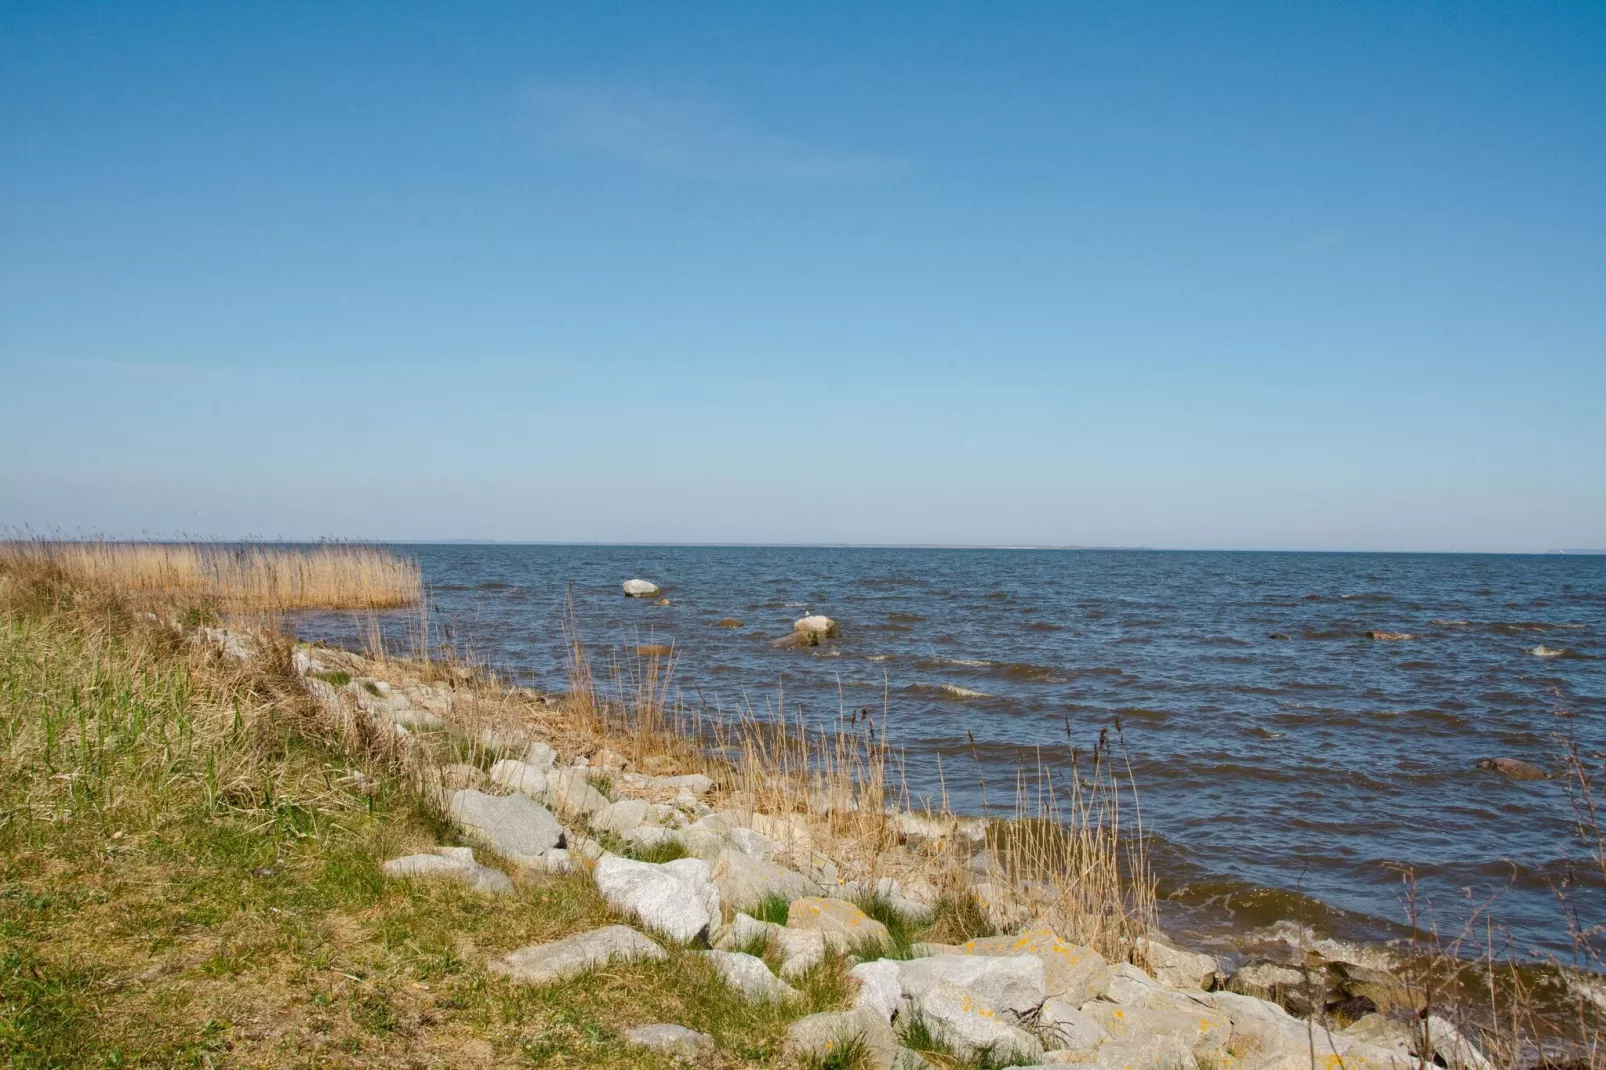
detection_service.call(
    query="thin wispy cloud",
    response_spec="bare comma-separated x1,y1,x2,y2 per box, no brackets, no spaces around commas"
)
524,85,898,181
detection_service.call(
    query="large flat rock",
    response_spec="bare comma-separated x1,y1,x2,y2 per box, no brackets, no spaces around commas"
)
491,925,665,984
954,929,1109,1004
447,788,563,865
593,853,720,944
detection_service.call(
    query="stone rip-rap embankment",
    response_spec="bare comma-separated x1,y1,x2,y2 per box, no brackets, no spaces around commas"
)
192,618,1495,1070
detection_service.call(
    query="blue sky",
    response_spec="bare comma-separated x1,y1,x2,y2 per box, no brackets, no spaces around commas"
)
2,2,1602,550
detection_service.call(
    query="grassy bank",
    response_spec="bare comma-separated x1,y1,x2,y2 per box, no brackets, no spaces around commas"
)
0,570,858,1068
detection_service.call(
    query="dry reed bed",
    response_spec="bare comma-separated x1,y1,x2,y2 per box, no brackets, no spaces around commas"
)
0,539,422,609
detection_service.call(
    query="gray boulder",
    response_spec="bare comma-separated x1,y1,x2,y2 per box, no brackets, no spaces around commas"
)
380,847,514,894
1094,1032,1198,1070
488,758,549,798
785,1007,925,1070
1038,998,1109,1056
895,953,1045,1017
951,929,1108,1004
492,925,665,984
447,789,563,866
591,797,652,835
621,1023,712,1058
1228,959,1317,1016
545,767,611,820
712,848,820,910
912,979,1043,1063
787,897,892,951
703,949,798,1002
1134,933,1221,990
593,853,720,944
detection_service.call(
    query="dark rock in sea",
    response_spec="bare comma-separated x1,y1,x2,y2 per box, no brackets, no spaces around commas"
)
714,618,744,628
772,631,820,649
1325,993,1378,1025
1366,630,1413,641
1267,632,1290,640
636,644,673,657
1476,756,1547,781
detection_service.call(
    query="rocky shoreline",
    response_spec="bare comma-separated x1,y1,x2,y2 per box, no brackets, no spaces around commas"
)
188,619,1588,1069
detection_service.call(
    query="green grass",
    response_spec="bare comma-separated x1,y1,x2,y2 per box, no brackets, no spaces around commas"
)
0,579,854,1068
310,669,351,687
587,773,614,800
752,893,793,926
798,1032,870,1069
852,894,923,959
628,838,689,864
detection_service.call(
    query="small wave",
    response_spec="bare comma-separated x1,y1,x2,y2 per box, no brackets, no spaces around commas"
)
866,654,892,662
887,612,927,623
1340,592,1395,603
1024,621,1063,632
1531,645,1566,658
475,582,513,590
940,684,987,699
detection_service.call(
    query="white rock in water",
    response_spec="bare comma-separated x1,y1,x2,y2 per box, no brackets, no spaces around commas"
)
792,615,840,637
593,853,720,944
622,579,662,597
492,925,665,984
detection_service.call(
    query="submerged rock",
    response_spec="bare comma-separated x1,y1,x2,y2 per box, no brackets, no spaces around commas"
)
622,579,661,598
1366,630,1413,641
714,617,744,628
1476,756,1547,780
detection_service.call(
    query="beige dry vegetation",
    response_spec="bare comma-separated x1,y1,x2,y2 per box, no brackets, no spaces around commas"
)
0,540,421,610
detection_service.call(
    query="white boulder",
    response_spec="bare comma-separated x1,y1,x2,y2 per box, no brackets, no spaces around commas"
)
593,853,720,944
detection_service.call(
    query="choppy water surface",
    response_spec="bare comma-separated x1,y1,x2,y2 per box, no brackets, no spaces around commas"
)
298,547,1605,956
